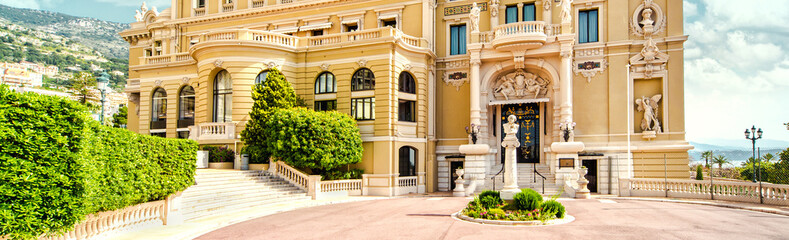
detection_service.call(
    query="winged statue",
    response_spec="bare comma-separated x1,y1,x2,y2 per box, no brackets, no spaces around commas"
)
635,94,662,132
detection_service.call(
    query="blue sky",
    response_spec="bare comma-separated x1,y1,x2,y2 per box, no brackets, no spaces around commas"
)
2,0,788,148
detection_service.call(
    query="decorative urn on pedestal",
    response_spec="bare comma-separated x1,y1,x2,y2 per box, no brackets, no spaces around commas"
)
575,167,591,199
453,168,466,197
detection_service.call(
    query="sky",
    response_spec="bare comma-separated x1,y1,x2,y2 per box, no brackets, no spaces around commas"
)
1,0,787,148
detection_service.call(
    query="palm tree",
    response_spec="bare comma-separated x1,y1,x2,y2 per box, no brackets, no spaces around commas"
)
701,150,714,168
763,153,775,163
711,155,730,177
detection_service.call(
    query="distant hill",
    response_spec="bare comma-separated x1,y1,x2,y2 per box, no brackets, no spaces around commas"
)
0,4,129,59
689,141,786,166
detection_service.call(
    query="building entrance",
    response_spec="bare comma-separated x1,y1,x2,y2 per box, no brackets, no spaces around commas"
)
500,103,540,164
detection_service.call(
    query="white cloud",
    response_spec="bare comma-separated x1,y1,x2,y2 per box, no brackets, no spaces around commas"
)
1,0,41,9
683,1,698,18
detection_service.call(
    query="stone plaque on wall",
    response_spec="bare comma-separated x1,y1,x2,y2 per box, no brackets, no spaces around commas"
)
444,2,487,16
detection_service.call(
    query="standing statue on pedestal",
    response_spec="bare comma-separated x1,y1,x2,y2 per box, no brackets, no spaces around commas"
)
469,2,481,32
500,115,521,199
635,94,662,133
557,0,573,24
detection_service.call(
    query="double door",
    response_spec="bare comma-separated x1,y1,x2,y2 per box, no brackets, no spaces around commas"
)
500,103,540,164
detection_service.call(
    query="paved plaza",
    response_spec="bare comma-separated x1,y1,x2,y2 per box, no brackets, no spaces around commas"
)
197,197,789,240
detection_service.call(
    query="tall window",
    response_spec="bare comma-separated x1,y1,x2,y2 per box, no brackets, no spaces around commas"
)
150,88,167,129
351,97,375,120
197,0,205,8
579,9,599,43
450,25,466,55
178,86,195,128
523,3,536,21
213,70,233,122
398,100,415,122
254,71,268,85
399,146,416,177
315,72,336,94
315,100,337,111
351,68,375,91
505,5,518,23
399,72,416,94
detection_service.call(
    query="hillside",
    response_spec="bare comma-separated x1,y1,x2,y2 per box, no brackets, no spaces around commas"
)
0,4,129,59
689,141,786,166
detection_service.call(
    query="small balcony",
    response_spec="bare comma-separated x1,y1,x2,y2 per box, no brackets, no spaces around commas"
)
490,21,548,52
189,122,236,141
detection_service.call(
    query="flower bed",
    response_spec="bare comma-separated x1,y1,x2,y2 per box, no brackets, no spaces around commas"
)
457,189,572,226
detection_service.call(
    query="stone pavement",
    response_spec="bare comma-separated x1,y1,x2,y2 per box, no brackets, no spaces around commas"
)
598,196,789,217
196,196,789,240
113,196,387,240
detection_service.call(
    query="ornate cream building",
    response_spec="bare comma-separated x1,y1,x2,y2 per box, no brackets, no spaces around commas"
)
121,0,691,196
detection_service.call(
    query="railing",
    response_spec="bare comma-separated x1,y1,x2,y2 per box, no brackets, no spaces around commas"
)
273,161,310,190
252,0,266,8
222,3,234,12
396,176,418,195
347,29,381,42
251,31,298,47
188,122,235,141
206,31,237,41
546,24,561,36
41,200,165,240
279,0,294,3
493,21,546,38
320,179,362,195
193,7,205,16
142,53,191,65
620,178,789,206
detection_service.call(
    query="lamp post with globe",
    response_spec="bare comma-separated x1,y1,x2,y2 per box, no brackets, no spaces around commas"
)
96,72,110,123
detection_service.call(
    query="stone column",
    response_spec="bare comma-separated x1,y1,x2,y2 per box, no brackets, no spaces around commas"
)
469,50,482,126
559,42,574,123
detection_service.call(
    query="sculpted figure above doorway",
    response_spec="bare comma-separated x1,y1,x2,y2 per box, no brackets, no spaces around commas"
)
492,69,550,100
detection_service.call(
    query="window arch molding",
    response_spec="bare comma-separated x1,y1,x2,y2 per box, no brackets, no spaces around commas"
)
315,71,336,94
351,68,375,91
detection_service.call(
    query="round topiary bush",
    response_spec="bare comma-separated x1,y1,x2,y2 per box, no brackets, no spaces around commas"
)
478,190,502,209
513,188,543,211
540,200,566,219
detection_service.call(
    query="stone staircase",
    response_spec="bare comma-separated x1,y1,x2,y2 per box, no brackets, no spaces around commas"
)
179,169,311,221
489,164,560,196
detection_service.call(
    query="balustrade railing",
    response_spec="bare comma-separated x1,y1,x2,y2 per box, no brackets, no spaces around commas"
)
206,31,237,41
621,178,789,206
252,0,266,8
546,24,561,36
194,28,425,50
320,179,362,194
250,31,298,47
493,21,546,38
193,7,205,16
396,176,418,195
273,161,310,190
188,122,235,141
347,29,381,42
40,200,165,240
143,53,191,65
222,3,234,12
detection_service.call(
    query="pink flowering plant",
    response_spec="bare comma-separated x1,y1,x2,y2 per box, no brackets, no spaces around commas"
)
462,189,566,222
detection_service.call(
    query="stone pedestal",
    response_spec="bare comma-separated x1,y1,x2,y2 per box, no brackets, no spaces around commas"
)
576,168,591,199
458,144,489,196
500,116,521,200
453,168,466,197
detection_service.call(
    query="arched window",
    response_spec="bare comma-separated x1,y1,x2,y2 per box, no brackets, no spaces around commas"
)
254,71,268,85
178,86,195,129
150,88,167,130
315,72,336,94
399,146,417,177
399,72,416,94
351,68,375,91
213,70,233,122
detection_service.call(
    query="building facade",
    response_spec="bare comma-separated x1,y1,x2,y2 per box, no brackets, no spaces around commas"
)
121,0,691,196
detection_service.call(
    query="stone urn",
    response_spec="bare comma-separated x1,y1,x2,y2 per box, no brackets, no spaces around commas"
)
576,167,591,199
455,168,465,180
453,168,466,197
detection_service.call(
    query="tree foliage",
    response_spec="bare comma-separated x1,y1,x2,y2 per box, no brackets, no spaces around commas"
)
112,105,127,128
241,68,304,164
69,71,96,105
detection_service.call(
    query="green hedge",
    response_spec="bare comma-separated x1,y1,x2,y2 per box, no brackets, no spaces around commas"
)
0,86,90,239
0,86,197,239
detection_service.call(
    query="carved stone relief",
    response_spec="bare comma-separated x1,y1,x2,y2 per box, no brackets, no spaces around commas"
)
154,79,163,87
630,0,666,38
181,77,190,85
320,63,331,71
492,69,550,100
443,71,468,91
635,94,662,133
357,59,368,68
214,59,223,68
573,59,608,83
629,0,669,78
267,61,279,69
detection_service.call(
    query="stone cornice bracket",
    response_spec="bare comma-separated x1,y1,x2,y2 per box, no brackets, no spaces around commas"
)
154,79,163,87
357,59,368,68
214,59,223,68
320,63,331,71
513,50,525,69
181,77,190,85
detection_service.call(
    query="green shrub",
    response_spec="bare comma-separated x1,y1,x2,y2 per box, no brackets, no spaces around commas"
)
0,86,90,239
80,122,198,213
323,168,364,180
478,190,503,209
486,208,507,220
540,200,566,219
0,86,198,239
259,107,362,176
695,165,704,180
203,146,235,162
513,188,543,211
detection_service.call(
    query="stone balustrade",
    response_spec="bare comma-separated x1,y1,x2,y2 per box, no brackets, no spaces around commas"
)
140,53,192,65
222,3,234,12
320,179,362,195
489,21,548,51
620,178,789,206
188,122,236,141
251,0,266,8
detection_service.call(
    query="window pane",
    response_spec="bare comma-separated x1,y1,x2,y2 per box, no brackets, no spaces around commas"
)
458,25,466,54
579,11,588,43
450,26,458,55
506,6,517,23
523,4,535,21
589,10,598,42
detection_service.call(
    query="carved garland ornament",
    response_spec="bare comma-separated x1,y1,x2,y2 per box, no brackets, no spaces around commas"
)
492,69,550,100
573,59,608,83
443,71,468,91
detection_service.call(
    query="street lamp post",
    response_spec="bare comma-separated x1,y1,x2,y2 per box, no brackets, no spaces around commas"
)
744,125,763,204
97,72,110,124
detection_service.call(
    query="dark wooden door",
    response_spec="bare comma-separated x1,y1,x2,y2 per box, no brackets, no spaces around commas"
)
582,160,598,193
500,103,540,164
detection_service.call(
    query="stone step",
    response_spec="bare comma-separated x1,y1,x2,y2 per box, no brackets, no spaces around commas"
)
182,184,302,200
182,189,306,206
190,179,291,189
183,195,310,221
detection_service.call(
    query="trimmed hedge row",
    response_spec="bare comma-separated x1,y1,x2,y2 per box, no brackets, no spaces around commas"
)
0,86,198,239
